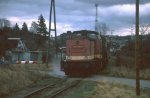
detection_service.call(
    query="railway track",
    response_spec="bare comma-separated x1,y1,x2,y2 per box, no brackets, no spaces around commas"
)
21,78,83,98
22,84,55,98
49,79,82,98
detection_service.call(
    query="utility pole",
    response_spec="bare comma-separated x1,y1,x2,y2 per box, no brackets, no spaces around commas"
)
46,0,57,66
135,0,140,96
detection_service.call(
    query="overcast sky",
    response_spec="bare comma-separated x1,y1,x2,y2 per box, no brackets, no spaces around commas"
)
0,0,150,36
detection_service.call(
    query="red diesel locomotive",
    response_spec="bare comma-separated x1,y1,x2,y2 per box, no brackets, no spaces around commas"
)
61,30,108,76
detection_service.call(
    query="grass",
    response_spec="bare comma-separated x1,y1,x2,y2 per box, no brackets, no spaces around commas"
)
87,80,150,98
57,81,98,98
105,65,150,80
56,80,150,98
105,56,150,80
0,64,51,97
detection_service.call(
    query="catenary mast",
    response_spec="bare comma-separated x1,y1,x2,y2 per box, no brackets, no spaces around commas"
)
46,0,57,66
95,3,99,32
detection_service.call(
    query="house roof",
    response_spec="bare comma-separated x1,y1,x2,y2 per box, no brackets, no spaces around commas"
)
6,38,28,51
6,40,19,50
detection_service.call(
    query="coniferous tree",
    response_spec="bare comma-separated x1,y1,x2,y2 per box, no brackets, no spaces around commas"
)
21,22,28,40
37,14,47,37
22,22,28,32
13,23,20,38
13,23,20,31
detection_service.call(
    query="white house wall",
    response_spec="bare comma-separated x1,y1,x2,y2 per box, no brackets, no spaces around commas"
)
11,52,31,63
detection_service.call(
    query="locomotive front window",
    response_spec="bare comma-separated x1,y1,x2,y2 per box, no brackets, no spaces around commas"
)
88,33,97,39
72,33,84,39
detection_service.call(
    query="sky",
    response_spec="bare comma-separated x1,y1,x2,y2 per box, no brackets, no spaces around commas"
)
0,0,150,36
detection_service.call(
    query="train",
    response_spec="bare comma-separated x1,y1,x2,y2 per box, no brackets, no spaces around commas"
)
60,30,108,76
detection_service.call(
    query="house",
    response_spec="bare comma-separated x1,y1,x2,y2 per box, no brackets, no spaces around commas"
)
5,38,51,64
6,38,30,63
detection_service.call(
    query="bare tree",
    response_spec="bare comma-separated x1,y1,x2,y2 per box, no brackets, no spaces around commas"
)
98,22,109,35
0,18,11,28
30,21,38,34
140,24,150,35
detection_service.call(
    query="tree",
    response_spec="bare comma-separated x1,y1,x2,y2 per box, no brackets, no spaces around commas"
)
30,21,38,34
140,24,150,35
96,22,109,35
13,23,20,38
99,22,109,35
13,23,20,31
22,22,28,32
37,14,47,37
0,18,11,29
